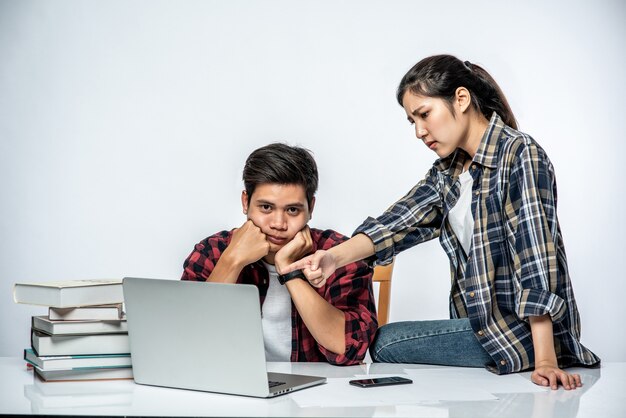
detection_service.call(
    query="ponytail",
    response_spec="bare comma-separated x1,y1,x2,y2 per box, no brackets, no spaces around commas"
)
397,55,517,130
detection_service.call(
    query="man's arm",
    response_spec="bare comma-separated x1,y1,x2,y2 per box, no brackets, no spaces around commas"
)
205,253,245,283
182,220,269,283
274,228,346,353
285,279,346,355
312,257,377,364
206,221,269,283
275,229,377,364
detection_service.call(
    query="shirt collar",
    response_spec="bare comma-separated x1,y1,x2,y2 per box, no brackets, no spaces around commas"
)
433,112,506,177
472,112,506,170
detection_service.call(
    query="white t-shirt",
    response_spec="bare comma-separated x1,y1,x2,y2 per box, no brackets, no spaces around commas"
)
260,262,292,361
448,170,475,255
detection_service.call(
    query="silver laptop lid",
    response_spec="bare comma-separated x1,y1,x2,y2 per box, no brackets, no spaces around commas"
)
123,277,271,397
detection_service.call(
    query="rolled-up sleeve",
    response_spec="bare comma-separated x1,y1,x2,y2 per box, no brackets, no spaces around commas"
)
507,142,566,322
354,166,444,266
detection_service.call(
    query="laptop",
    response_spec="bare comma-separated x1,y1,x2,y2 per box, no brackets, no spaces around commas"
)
122,277,326,398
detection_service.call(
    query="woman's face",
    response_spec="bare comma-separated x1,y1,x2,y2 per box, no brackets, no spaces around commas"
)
402,91,468,159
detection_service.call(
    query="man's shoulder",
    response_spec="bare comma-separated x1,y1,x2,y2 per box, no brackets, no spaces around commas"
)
193,230,234,252
309,228,349,250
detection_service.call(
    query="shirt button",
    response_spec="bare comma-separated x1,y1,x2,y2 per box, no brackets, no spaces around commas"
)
477,330,484,336
500,360,507,366
471,164,477,170
474,191,480,196
469,291,475,297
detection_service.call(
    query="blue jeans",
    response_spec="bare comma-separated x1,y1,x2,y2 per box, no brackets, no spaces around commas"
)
369,318,494,367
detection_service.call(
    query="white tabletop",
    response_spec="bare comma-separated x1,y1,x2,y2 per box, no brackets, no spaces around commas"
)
0,357,623,417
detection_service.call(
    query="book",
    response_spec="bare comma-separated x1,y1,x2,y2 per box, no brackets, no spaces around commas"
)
13,279,123,308
32,315,127,335
24,348,132,371
31,331,130,356
34,366,134,382
30,373,135,395
49,304,124,321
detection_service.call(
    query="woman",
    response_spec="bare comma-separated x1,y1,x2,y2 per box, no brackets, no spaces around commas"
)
283,55,599,390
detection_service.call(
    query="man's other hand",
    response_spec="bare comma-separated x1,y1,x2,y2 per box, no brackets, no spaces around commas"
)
274,226,313,274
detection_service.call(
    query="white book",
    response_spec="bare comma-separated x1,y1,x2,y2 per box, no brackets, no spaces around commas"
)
49,304,124,320
31,373,135,396
13,279,123,308
24,348,132,371
32,315,128,335
34,366,134,382
31,331,130,356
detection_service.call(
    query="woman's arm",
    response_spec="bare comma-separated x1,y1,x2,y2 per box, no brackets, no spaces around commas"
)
326,233,376,270
281,166,445,287
280,233,375,288
505,140,589,383
529,314,582,390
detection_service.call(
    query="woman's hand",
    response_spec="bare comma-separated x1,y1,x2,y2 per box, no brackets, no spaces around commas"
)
280,250,338,288
529,314,582,390
531,362,582,390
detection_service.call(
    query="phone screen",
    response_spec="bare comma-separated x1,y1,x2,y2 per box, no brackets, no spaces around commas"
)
349,376,413,388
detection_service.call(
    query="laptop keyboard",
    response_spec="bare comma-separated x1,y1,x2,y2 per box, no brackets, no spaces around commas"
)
269,380,286,388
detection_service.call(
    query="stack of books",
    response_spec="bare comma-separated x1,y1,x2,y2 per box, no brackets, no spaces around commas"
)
13,279,133,382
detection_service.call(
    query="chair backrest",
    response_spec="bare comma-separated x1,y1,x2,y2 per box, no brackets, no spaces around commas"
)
372,260,394,327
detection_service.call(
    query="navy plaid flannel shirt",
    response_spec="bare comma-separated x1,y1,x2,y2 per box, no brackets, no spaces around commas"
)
355,113,599,374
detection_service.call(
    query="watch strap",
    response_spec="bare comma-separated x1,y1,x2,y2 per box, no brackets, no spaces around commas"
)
277,269,306,285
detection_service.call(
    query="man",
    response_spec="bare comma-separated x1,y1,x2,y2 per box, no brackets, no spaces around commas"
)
181,143,377,365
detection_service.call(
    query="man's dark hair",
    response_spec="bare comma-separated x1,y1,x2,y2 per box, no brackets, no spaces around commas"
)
243,143,318,207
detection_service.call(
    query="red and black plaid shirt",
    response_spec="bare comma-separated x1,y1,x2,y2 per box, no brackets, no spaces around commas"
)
181,228,377,366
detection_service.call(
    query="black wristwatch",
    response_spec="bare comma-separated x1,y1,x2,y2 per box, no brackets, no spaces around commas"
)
277,269,306,285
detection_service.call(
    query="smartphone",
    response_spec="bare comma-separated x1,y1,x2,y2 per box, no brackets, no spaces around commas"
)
349,376,413,388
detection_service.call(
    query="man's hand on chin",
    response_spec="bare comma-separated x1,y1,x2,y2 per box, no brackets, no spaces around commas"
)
224,220,270,268
274,226,313,274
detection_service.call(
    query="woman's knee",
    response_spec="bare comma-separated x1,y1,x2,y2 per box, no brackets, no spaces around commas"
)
369,322,415,363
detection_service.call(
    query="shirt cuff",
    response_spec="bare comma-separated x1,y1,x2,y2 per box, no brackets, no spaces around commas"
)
516,288,566,323
353,217,395,266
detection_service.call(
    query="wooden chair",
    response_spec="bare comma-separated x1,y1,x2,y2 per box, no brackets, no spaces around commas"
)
372,260,394,327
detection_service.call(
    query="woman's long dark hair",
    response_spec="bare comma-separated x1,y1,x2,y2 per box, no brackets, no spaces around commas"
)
397,55,517,129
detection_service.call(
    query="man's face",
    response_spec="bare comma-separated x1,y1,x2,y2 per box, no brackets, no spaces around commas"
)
242,183,314,258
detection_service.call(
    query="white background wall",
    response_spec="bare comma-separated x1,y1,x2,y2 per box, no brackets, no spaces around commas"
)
1,0,624,361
